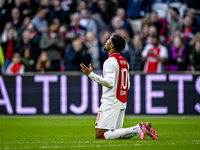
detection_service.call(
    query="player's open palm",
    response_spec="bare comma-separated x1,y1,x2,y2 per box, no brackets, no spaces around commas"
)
80,63,93,76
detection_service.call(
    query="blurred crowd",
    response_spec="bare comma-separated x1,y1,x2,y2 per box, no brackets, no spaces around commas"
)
0,0,200,75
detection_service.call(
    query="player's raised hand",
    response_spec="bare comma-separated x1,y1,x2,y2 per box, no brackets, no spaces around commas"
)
80,63,93,76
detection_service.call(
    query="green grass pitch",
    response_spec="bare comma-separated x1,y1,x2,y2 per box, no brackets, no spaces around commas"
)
0,115,199,150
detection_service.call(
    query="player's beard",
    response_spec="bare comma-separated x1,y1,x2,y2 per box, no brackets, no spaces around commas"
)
104,46,108,51
104,42,110,51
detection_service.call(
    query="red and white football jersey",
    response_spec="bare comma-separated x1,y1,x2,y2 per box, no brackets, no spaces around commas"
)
142,44,168,73
88,52,130,110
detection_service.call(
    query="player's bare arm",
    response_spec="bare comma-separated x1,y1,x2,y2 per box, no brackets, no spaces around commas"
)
80,63,93,76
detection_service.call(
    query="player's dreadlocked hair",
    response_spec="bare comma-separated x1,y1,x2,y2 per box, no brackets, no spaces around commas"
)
111,34,126,52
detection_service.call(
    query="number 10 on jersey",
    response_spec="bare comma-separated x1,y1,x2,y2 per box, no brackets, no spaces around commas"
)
121,68,128,90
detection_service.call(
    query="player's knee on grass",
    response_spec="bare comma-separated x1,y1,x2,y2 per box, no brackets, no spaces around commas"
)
95,129,107,139
95,134,102,139
95,131,104,139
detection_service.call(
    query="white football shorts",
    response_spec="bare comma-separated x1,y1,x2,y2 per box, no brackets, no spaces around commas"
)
95,107,125,130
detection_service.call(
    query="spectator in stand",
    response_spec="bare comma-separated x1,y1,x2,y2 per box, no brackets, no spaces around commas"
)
1,22,17,44
6,0,18,9
149,10,163,35
68,12,86,39
31,7,48,34
51,18,61,29
76,0,89,12
59,23,69,58
40,19,64,71
1,29,17,73
166,29,182,53
12,0,23,8
20,0,38,20
59,23,69,44
26,23,41,59
15,27,40,59
39,0,50,9
20,47,35,71
10,7,22,31
181,16,197,44
15,30,31,54
47,0,70,24
190,40,200,71
145,25,158,45
168,35,186,71
0,0,10,34
85,31,101,71
115,7,134,38
80,1,107,36
110,16,124,35
59,23,69,71
166,7,183,44
140,18,152,45
36,51,52,72
98,30,111,69
126,0,153,19
91,13,107,38
92,0,113,25
129,34,143,71
142,34,168,73
65,35,90,71
6,52,25,75
186,8,200,30
79,8,98,36
106,0,119,20
189,32,200,48
118,28,131,61
17,16,31,43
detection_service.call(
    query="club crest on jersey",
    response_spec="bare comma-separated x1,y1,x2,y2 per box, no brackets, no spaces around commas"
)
120,60,127,65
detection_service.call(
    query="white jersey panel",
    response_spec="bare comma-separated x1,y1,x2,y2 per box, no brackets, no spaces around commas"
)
89,57,127,110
